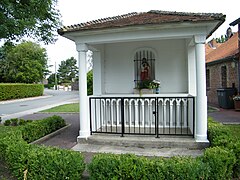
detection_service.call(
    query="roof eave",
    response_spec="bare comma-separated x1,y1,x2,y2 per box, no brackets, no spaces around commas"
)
206,15,226,38
230,17,240,26
58,20,225,39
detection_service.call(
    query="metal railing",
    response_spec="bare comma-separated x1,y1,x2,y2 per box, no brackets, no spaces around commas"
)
89,96,195,138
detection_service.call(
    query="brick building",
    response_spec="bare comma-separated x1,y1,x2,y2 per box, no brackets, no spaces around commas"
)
206,32,239,105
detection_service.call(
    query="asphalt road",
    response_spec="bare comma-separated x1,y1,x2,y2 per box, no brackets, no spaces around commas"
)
0,89,79,120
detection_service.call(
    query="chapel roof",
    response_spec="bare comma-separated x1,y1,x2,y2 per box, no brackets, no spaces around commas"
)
206,32,239,64
58,10,225,37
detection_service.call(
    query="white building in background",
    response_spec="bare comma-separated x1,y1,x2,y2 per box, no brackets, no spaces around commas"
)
58,10,225,143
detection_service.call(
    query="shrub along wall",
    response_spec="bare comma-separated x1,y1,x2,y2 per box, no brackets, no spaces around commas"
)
88,117,240,179
207,117,240,179
0,83,44,100
88,149,236,180
1,115,239,179
0,116,85,179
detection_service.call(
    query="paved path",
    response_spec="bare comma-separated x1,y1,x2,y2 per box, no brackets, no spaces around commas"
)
208,108,240,124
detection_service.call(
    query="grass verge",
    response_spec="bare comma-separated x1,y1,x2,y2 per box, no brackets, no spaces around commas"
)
41,103,79,113
42,104,217,113
225,124,240,140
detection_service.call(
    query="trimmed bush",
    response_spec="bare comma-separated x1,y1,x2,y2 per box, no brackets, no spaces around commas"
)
0,126,22,160
3,119,11,126
161,157,209,180
207,117,240,178
207,118,233,147
88,154,152,180
202,147,236,180
0,116,85,179
4,119,34,127
0,83,44,100
89,144,238,180
21,115,66,143
89,154,152,180
232,141,240,178
6,143,85,180
88,154,209,180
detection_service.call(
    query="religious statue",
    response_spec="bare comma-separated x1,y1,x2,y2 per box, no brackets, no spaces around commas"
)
140,58,150,81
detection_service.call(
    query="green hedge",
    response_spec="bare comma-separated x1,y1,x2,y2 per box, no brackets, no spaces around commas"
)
207,118,233,147
1,115,239,179
88,150,236,180
88,118,240,179
5,143,85,179
88,153,211,180
21,115,66,143
0,126,22,160
203,147,236,180
208,117,240,178
0,116,85,179
0,83,44,100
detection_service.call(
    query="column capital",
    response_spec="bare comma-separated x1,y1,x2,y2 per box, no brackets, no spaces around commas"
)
76,43,89,52
194,35,206,44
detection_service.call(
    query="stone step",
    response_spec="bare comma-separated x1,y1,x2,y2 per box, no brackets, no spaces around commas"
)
72,143,204,158
77,134,209,150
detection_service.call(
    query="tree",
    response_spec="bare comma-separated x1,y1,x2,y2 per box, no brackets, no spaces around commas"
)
87,70,93,95
215,28,233,43
216,35,227,43
0,0,61,44
47,73,59,84
0,42,15,82
57,57,78,84
0,41,48,83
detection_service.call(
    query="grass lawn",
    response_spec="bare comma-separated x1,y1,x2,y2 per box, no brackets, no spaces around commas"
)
41,103,79,113
225,124,240,140
43,104,218,113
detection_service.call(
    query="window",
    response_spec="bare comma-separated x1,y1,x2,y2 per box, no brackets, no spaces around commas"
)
221,65,227,88
206,69,210,89
134,49,155,88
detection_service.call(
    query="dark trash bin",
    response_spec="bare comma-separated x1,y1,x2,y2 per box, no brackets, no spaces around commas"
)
217,88,237,109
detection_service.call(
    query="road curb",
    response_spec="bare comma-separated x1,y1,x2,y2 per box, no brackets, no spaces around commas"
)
30,124,71,145
36,112,79,114
222,122,240,125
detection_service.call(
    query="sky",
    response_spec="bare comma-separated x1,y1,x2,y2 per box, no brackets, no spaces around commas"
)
45,0,239,72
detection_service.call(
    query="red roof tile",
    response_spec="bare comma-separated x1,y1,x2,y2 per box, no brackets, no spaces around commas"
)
206,33,239,63
205,39,222,56
58,10,225,36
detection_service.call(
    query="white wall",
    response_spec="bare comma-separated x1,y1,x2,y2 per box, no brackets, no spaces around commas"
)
94,39,188,94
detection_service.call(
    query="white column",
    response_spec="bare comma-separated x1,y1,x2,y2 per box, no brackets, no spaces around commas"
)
187,46,196,96
93,51,102,95
194,35,208,142
76,43,90,139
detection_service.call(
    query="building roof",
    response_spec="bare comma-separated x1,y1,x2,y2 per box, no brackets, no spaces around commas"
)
58,10,225,37
205,39,222,56
230,17,240,26
206,32,239,64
